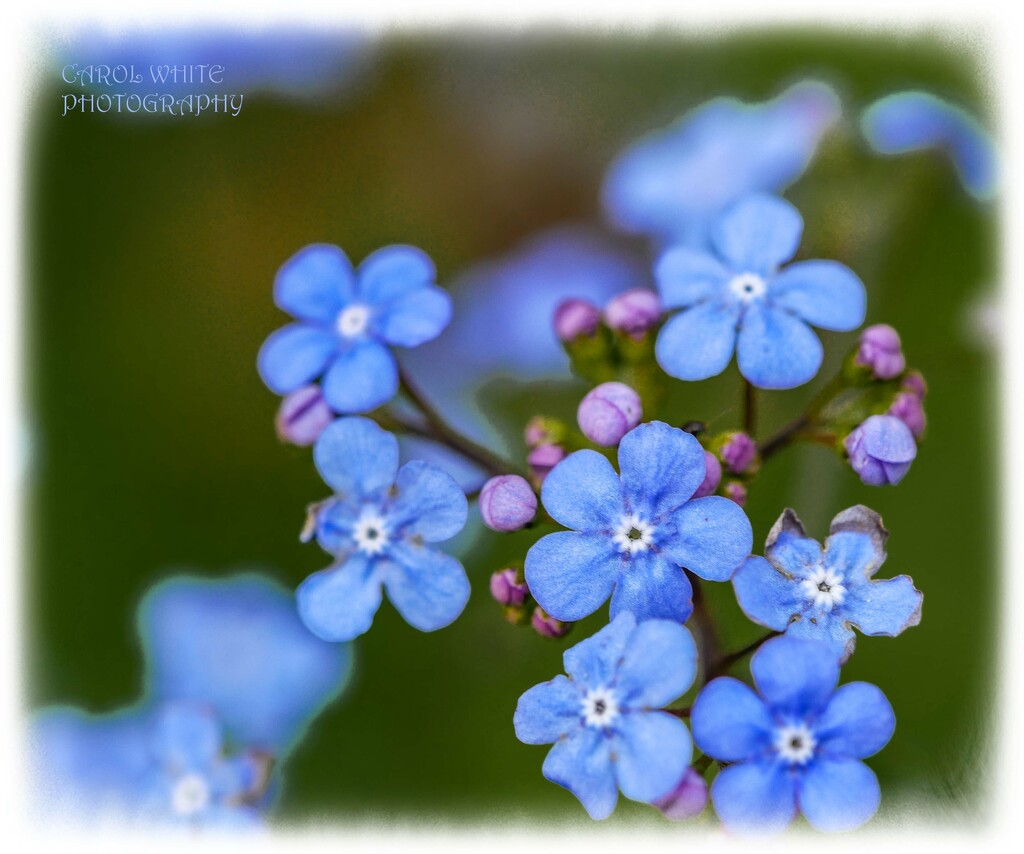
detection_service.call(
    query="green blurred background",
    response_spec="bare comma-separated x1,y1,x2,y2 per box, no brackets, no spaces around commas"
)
28,29,997,826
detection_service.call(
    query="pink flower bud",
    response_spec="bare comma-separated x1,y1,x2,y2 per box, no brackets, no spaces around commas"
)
275,385,333,446
577,382,643,446
490,568,530,607
603,288,662,339
856,324,905,380
692,451,722,498
724,481,748,507
553,298,600,342
654,768,708,821
528,444,566,485
720,431,757,474
479,475,537,532
531,608,571,639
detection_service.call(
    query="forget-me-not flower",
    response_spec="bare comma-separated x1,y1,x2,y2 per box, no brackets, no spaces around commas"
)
733,506,922,663
524,421,752,625
513,612,697,820
297,416,470,642
692,635,895,834
654,194,866,389
258,244,452,414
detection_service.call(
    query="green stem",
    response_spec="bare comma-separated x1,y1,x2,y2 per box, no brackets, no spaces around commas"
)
709,630,780,678
743,380,757,436
690,579,721,684
759,414,810,460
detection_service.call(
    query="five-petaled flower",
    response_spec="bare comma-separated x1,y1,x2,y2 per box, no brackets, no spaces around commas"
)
513,612,697,820
524,421,753,625
297,417,470,642
692,635,895,834
258,243,452,414
653,194,866,389
733,506,922,662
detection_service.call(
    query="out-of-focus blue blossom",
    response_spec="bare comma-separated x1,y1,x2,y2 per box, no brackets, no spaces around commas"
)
733,506,922,662
514,612,696,819
298,417,470,642
692,636,894,834
525,421,752,624
138,573,351,756
654,194,866,389
258,244,451,414
861,91,997,201
603,80,840,247
845,415,917,486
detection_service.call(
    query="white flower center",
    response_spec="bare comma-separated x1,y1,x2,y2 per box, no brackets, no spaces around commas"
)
581,686,620,729
728,273,767,304
170,772,211,817
799,566,847,611
774,723,817,765
612,513,655,555
352,510,389,556
336,303,371,338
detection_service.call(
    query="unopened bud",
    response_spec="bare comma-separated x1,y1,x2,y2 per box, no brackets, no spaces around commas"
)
275,385,333,446
724,481,748,507
844,414,917,486
553,298,601,343
603,288,662,339
719,431,758,474
531,607,572,638
479,475,537,532
490,567,530,608
692,451,722,499
855,324,905,380
577,382,643,446
654,767,708,821
528,444,566,485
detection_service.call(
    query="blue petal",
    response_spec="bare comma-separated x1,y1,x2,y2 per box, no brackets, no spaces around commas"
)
378,287,452,348
388,460,467,543
257,324,337,394
654,246,730,308
750,635,839,717
736,302,823,389
314,498,360,555
815,682,895,759
826,505,887,580
617,620,697,709
613,712,692,803
541,728,618,820
784,613,857,664
321,340,399,414
798,758,880,832
357,245,436,304
296,556,383,642
514,676,583,745
765,509,823,579
732,556,799,631
659,496,752,581
540,449,623,532
313,417,399,498
382,543,471,632
712,761,797,835
563,612,636,689
712,194,803,274
655,301,740,382
692,678,774,762
274,244,355,323
525,532,620,622
609,552,693,624
843,576,923,637
209,754,259,799
618,422,706,519
152,704,221,770
769,261,866,331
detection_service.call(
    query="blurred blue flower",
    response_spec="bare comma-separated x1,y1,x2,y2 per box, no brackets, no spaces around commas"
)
692,636,894,834
258,244,452,414
654,194,866,389
139,573,352,756
733,506,923,662
861,91,997,201
524,421,752,624
298,417,470,641
513,612,696,819
603,80,840,247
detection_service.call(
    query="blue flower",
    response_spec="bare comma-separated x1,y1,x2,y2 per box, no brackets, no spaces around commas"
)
524,421,752,624
602,80,840,247
297,417,470,641
692,635,895,834
733,506,922,663
138,573,352,756
653,194,866,389
513,612,697,819
861,91,997,201
258,244,452,414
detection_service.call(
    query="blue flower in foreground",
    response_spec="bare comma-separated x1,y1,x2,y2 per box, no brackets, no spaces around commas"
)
298,417,470,641
733,506,922,663
654,194,866,389
139,573,352,756
862,91,997,201
258,244,452,414
514,612,696,819
524,421,752,624
693,636,894,834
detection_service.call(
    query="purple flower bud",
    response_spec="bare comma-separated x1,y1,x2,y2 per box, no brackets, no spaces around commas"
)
553,298,601,343
724,481,748,507
479,475,537,532
524,416,563,450
275,385,333,446
902,370,928,400
654,768,708,821
527,444,566,485
490,568,530,607
719,431,758,474
888,392,927,439
531,608,571,639
577,382,643,446
692,451,721,498
856,324,906,380
845,414,917,486
603,288,662,339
